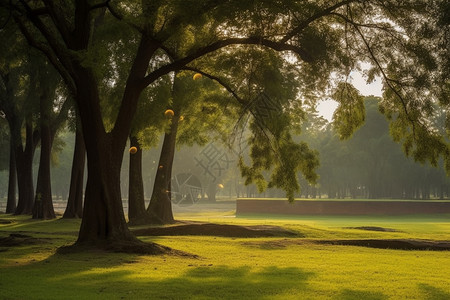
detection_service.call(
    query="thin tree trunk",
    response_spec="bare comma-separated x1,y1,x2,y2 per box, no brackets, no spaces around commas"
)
6,138,16,213
128,135,149,225
147,117,179,224
32,82,57,219
14,120,35,215
206,182,217,203
63,123,85,218
32,121,56,219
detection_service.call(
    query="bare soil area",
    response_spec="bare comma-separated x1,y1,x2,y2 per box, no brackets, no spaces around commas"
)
243,238,450,251
132,222,299,238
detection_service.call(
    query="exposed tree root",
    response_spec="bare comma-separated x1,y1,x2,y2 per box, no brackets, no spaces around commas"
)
57,238,197,257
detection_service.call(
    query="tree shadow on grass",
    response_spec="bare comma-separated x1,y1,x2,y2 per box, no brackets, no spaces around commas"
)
334,289,388,300
418,283,450,300
150,265,314,299
1,252,316,299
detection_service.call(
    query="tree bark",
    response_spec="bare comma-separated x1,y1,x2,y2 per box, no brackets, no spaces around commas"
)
147,117,179,224
14,119,36,215
128,135,149,225
32,120,56,219
206,182,217,203
32,80,57,219
6,137,16,213
63,122,85,218
74,66,139,247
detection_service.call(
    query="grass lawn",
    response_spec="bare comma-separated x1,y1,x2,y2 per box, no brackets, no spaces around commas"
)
0,210,449,300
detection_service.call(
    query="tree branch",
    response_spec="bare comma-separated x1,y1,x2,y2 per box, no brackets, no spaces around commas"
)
342,7,418,137
41,0,73,46
143,36,313,88
90,0,144,34
279,0,357,43
14,16,76,95
181,67,246,106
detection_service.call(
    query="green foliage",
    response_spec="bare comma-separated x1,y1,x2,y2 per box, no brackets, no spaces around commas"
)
332,82,365,139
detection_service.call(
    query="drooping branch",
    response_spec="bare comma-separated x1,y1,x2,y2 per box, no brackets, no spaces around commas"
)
337,10,418,135
181,67,245,106
179,66,281,163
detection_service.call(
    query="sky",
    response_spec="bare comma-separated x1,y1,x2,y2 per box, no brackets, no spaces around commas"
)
317,71,383,121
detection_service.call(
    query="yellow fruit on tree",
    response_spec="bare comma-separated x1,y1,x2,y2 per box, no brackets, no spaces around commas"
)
164,109,174,118
129,147,137,154
193,73,202,80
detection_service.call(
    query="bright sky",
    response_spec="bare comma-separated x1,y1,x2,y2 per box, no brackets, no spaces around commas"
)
317,71,383,121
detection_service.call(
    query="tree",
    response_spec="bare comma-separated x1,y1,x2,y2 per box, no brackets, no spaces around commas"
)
5,1,449,250
0,35,40,215
63,118,86,218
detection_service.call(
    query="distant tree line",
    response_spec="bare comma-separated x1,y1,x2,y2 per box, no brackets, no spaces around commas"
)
298,97,449,200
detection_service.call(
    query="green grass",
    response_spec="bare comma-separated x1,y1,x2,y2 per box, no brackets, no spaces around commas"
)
1,212,450,299
238,198,450,202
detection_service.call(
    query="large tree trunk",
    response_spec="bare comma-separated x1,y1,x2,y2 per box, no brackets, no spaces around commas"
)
74,67,140,249
6,138,17,213
77,142,131,244
64,32,163,252
128,135,149,225
14,120,36,215
63,123,85,218
32,121,56,219
147,117,179,224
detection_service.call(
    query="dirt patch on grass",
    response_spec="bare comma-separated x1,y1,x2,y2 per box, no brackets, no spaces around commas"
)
317,239,450,250
344,226,400,232
0,233,51,247
132,223,299,238
243,238,450,251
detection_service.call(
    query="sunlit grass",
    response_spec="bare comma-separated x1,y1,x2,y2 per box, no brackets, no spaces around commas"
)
1,211,449,299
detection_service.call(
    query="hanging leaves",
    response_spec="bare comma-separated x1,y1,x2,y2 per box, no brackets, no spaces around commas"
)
332,82,365,140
